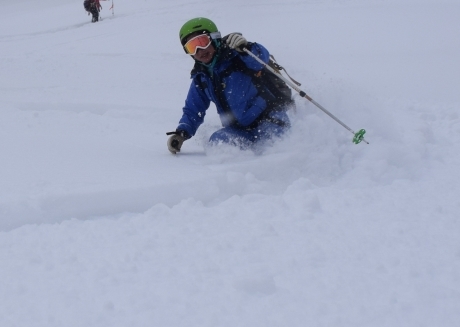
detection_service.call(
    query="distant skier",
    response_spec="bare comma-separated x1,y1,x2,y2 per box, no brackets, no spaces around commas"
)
166,17,294,154
83,0,101,23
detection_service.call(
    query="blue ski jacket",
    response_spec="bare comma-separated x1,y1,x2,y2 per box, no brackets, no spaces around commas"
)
177,42,276,138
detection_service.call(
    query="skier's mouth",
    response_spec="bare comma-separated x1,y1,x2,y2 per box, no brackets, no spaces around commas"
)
195,49,213,63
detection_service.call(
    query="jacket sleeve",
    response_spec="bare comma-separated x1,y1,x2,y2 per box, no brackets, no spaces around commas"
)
222,43,271,127
177,76,210,137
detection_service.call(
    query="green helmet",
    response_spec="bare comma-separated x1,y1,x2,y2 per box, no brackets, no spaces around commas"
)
179,17,219,45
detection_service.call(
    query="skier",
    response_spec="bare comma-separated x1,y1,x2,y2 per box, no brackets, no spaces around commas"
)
166,17,294,154
83,0,101,23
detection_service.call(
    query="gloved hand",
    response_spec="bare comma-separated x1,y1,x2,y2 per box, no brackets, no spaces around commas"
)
166,130,189,154
226,33,247,52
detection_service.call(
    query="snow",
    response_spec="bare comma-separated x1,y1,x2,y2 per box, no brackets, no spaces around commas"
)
1,0,460,326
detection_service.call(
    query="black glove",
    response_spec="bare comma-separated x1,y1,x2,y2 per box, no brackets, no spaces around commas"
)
166,130,190,154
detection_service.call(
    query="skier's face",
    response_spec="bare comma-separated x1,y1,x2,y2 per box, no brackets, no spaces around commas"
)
185,33,216,64
194,45,216,64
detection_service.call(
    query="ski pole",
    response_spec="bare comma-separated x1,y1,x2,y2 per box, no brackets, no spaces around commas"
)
108,0,114,16
243,48,369,145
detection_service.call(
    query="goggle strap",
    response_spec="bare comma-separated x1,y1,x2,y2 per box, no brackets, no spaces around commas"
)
209,31,221,40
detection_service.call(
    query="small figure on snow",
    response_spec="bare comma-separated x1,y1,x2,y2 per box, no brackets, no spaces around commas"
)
83,0,101,23
166,17,294,154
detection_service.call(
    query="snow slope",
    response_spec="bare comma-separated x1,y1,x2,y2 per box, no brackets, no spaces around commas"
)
1,0,460,326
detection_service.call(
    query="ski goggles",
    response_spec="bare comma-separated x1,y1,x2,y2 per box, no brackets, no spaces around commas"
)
183,34,212,55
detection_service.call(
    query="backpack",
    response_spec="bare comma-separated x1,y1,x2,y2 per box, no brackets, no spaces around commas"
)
256,54,300,109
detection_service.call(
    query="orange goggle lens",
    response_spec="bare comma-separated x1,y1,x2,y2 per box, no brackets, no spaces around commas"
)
183,34,212,55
